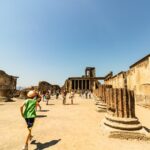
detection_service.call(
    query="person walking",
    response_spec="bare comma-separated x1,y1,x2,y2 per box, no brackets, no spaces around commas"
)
45,92,50,105
70,91,75,105
88,90,92,99
62,90,67,105
56,90,59,99
20,90,41,150
85,90,88,99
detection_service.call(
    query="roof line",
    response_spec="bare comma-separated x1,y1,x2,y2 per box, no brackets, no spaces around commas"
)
130,54,150,69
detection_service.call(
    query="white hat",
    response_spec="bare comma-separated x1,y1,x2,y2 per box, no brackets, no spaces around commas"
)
27,90,38,98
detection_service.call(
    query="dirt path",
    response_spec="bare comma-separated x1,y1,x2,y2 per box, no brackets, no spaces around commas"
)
0,94,150,150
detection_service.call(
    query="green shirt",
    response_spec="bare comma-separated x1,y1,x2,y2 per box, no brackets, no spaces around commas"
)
24,99,37,118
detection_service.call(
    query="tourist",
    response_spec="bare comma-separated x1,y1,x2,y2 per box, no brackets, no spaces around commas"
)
45,92,50,105
70,91,75,104
88,90,92,99
20,90,41,150
36,91,42,111
56,90,59,99
85,90,88,99
48,90,51,99
42,93,46,102
82,90,85,98
62,90,67,105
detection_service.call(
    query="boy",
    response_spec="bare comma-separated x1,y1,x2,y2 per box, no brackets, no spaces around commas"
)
20,90,41,150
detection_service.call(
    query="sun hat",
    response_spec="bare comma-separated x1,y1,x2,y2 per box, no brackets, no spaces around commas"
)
27,90,38,98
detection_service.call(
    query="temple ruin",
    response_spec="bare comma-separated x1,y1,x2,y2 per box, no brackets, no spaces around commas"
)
0,70,18,101
64,67,112,92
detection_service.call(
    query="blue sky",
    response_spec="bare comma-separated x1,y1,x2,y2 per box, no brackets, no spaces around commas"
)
0,0,149,87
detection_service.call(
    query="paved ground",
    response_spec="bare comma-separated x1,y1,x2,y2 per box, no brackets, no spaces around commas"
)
0,94,150,150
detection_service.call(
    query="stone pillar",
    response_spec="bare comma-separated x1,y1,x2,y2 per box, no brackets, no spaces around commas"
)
72,80,74,90
93,80,96,91
102,88,144,135
81,80,83,91
70,80,72,92
97,85,108,112
74,80,76,90
78,80,80,91
113,89,119,117
89,80,91,90
85,80,87,90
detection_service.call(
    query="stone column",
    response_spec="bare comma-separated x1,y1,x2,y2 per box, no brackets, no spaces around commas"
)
89,80,91,90
78,80,80,91
72,80,74,90
85,80,87,90
103,88,142,132
74,80,76,90
113,89,119,117
70,80,72,92
81,80,83,91
97,85,108,112
117,88,123,117
92,80,96,91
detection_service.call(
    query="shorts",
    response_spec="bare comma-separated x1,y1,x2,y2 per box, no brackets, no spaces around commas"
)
25,118,35,128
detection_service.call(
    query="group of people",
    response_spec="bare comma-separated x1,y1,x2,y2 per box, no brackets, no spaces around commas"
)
20,89,92,150
20,89,76,150
80,90,92,99
41,89,61,105
62,90,75,105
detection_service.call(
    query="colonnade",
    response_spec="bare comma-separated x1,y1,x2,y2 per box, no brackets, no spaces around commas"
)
70,79,90,91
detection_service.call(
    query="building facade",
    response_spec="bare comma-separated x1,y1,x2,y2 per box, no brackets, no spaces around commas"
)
64,67,112,92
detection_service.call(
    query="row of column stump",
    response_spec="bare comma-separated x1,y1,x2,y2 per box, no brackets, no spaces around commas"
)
94,85,150,139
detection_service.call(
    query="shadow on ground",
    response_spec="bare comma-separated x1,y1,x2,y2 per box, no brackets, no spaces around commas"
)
40,110,50,112
5,100,16,102
36,115,47,118
143,126,150,133
31,139,61,150
64,103,79,105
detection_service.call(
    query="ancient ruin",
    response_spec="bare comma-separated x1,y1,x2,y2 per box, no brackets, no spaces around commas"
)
104,88,141,129
38,81,60,94
91,54,150,139
0,70,18,101
104,54,150,107
64,67,112,92
94,85,112,112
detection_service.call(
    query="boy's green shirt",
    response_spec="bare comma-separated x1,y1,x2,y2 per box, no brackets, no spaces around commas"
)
23,99,36,118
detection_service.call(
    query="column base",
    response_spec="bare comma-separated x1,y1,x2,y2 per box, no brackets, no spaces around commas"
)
104,114,142,130
100,114,150,140
96,102,107,112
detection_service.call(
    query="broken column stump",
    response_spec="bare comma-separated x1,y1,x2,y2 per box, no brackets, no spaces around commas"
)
101,88,150,140
96,85,112,112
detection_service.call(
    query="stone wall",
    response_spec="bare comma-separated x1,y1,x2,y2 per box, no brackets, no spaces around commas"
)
104,54,150,106
0,70,18,101
105,72,126,89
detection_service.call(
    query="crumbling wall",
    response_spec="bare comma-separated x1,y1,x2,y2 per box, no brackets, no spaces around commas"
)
105,72,126,89
127,56,150,106
0,70,18,101
104,55,150,106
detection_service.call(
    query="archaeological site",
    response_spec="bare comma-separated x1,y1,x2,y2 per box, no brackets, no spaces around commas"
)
0,54,150,150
